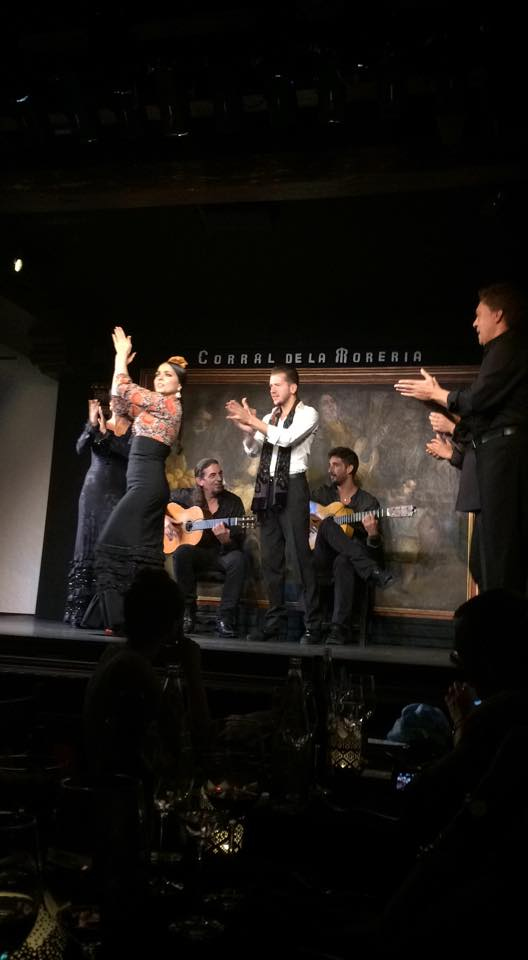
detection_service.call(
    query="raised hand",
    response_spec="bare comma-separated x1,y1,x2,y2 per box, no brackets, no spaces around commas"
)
394,367,439,401
88,398,100,426
97,404,107,434
112,326,136,363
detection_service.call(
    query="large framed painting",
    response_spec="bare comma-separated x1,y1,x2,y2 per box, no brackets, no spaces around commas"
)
142,366,478,619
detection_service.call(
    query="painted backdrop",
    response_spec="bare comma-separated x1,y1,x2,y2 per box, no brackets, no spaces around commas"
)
152,369,474,617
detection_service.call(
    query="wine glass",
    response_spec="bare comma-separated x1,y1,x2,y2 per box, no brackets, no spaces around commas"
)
167,785,224,942
0,812,41,958
337,671,376,721
150,766,194,896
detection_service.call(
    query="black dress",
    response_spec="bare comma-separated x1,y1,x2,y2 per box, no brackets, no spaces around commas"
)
64,422,131,626
81,376,182,631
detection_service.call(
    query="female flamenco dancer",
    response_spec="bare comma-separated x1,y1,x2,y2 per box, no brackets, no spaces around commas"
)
82,326,187,633
64,396,132,626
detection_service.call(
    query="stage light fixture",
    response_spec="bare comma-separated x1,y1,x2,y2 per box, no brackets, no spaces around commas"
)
13,257,23,273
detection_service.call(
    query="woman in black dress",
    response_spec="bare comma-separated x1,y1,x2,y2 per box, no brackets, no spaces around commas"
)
82,327,186,632
64,397,132,626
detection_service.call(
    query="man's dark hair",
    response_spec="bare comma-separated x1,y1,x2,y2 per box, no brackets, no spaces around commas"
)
124,568,184,649
270,364,299,387
478,283,528,332
194,457,220,479
328,446,359,475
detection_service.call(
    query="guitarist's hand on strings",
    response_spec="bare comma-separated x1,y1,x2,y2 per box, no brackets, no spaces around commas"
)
212,522,230,545
362,512,379,539
164,515,178,542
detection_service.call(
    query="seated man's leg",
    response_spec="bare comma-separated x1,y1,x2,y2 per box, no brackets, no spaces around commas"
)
317,517,379,581
217,550,247,635
328,554,357,644
172,544,204,630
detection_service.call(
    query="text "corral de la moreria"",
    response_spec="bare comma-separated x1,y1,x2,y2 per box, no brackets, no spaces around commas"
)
195,347,423,367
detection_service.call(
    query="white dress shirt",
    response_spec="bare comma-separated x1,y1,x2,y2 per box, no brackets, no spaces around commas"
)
243,400,319,476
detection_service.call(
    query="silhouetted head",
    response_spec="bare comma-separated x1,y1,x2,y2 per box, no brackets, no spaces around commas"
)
453,589,528,697
124,568,184,654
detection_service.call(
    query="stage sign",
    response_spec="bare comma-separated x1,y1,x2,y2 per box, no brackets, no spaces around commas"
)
184,343,477,368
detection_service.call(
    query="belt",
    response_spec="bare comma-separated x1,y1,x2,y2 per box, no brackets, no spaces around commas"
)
473,425,519,447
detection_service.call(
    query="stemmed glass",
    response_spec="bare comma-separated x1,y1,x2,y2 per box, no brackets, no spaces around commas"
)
167,784,224,942
0,812,41,958
168,719,265,939
150,766,194,895
200,719,264,912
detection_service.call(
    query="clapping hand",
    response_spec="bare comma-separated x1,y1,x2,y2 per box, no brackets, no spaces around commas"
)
226,397,256,433
429,411,456,435
445,680,477,740
426,436,453,460
88,399,100,426
97,404,107,434
394,367,439,401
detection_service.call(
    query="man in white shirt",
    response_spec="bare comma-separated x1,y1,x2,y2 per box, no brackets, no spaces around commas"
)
226,365,322,643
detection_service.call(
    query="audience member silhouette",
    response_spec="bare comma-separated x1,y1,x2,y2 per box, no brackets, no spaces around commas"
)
380,588,528,951
82,568,211,791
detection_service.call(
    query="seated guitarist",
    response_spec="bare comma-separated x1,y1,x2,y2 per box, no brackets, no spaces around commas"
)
166,458,247,638
311,446,393,645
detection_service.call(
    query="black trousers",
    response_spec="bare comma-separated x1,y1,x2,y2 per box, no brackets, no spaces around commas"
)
313,517,378,628
172,544,247,620
475,433,528,593
259,474,320,632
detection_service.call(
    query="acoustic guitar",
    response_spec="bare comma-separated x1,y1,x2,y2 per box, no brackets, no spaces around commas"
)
164,502,256,554
309,501,416,550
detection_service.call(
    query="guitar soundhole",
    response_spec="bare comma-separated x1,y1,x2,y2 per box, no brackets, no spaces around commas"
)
184,522,193,531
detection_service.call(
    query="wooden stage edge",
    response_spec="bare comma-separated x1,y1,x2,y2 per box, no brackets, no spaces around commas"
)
0,614,454,677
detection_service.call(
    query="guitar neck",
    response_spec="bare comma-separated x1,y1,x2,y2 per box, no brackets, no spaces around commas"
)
335,508,381,526
193,516,243,531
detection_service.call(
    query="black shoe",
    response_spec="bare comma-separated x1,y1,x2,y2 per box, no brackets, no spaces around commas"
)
369,568,395,590
326,623,348,646
216,619,237,639
247,627,279,642
299,628,323,646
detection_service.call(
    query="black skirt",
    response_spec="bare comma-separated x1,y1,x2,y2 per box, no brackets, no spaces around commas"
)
82,436,170,631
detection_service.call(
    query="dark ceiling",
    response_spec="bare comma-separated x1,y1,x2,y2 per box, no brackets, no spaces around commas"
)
1,2,527,378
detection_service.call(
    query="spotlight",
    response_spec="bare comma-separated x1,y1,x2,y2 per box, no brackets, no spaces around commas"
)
13,257,23,273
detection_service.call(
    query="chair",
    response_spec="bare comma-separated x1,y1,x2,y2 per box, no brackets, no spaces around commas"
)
195,570,227,631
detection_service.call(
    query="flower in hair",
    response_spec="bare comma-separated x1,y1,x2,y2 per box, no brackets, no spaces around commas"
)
168,355,188,368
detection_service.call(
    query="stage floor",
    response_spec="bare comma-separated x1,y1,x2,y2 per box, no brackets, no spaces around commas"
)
0,613,453,671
